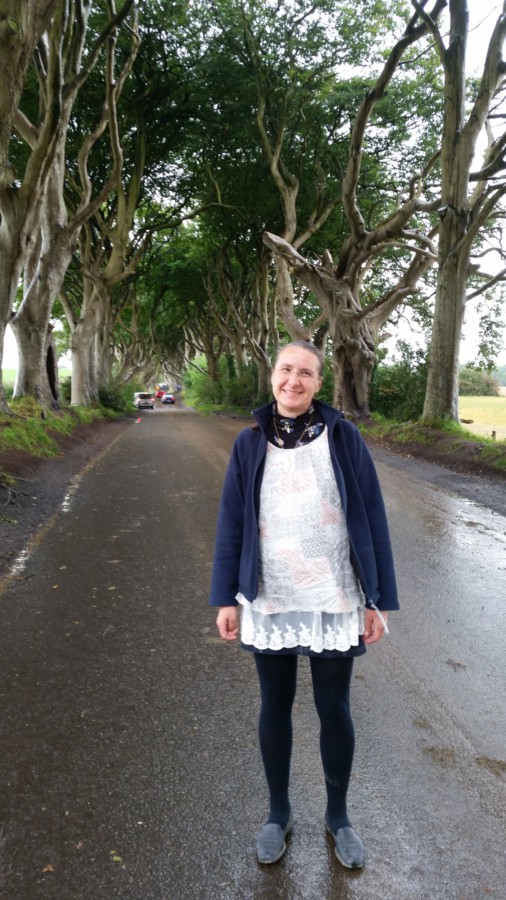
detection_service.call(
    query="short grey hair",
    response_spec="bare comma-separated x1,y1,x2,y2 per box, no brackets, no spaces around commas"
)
274,341,324,377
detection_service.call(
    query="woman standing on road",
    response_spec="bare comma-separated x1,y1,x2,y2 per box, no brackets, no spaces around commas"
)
209,341,398,868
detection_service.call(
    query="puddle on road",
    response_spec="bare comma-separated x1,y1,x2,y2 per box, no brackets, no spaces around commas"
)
9,548,30,576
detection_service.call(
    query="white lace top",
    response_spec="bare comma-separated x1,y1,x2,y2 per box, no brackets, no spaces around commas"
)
237,429,365,653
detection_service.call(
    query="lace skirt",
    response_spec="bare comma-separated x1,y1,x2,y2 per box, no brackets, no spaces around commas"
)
238,601,366,657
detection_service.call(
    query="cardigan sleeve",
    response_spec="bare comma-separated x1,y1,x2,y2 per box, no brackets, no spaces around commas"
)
339,421,399,611
209,439,245,606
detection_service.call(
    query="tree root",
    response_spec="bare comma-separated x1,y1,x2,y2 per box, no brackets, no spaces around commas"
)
1,481,29,506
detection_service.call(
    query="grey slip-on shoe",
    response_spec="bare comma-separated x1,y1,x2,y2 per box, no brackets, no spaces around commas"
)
256,812,294,864
325,817,364,869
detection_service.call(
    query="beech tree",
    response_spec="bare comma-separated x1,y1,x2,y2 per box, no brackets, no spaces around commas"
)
62,106,148,407
1,0,138,410
262,2,506,419
422,0,506,420
0,0,60,411
54,0,221,403
262,1,447,415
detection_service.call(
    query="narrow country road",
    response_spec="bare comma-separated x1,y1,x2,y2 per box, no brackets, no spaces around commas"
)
0,406,504,900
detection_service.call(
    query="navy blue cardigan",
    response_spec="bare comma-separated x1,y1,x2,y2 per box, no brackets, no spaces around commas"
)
209,399,398,611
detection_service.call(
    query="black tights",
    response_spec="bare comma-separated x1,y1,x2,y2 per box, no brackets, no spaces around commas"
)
254,654,355,832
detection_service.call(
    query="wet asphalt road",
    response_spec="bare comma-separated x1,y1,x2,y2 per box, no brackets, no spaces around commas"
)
0,405,504,900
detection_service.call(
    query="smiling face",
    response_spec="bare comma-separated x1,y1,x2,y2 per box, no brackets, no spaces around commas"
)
271,345,323,418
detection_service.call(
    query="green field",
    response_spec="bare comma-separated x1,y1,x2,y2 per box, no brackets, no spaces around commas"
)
2,368,72,386
459,392,506,440
2,369,16,385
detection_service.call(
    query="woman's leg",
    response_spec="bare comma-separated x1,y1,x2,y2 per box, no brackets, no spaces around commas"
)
310,657,355,832
254,653,297,827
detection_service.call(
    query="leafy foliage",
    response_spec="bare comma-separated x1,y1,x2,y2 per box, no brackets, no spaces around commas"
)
459,367,500,397
98,382,137,411
370,343,428,420
183,354,261,409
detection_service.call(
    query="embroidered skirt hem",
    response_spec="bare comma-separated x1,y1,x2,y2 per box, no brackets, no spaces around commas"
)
239,606,365,656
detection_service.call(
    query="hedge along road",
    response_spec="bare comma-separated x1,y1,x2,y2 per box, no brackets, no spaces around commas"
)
0,405,504,900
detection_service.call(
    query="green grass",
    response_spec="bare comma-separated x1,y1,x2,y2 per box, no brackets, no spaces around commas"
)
0,417,58,456
0,401,118,484
362,418,439,444
477,444,506,471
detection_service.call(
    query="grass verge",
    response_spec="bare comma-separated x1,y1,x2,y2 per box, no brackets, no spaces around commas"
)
360,416,506,477
0,401,119,484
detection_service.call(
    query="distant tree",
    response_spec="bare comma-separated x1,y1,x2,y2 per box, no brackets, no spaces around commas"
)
459,366,500,396
472,296,506,372
370,344,428,420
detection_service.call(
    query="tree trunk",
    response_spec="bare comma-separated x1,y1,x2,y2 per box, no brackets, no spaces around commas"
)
331,310,377,417
256,357,271,401
68,282,103,407
10,315,53,410
71,329,98,407
274,255,311,342
230,336,247,372
0,320,9,412
422,0,473,421
264,235,379,416
422,214,468,420
0,0,60,404
333,345,372,416
206,353,221,403
94,301,114,389
11,209,76,399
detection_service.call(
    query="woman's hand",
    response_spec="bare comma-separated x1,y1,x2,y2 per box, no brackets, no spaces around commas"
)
363,608,388,645
216,606,239,641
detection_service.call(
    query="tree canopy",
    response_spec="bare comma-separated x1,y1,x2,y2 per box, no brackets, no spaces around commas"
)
0,0,504,420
